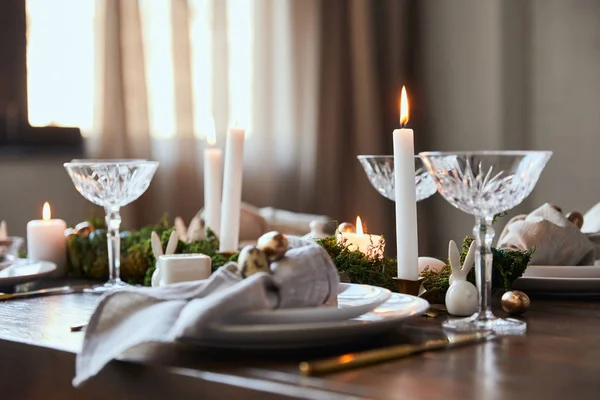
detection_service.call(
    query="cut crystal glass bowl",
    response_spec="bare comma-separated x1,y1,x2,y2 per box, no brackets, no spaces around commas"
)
420,150,552,334
64,159,159,292
357,155,436,202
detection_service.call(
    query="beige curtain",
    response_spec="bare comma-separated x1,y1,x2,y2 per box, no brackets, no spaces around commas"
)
89,0,417,257
90,0,321,229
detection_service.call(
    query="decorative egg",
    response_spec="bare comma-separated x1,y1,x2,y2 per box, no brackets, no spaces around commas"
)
501,290,530,315
257,231,289,262
445,281,478,316
566,211,584,229
337,222,356,234
237,246,270,278
418,257,446,274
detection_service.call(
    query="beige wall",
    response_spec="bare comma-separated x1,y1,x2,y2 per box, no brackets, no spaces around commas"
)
418,0,600,257
0,158,99,239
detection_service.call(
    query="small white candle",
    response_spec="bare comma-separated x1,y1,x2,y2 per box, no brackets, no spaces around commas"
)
337,216,384,259
219,126,245,252
393,87,419,280
203,119,223,235
27,202,67,276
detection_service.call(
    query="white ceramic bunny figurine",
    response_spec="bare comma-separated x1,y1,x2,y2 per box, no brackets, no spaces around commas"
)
150,231,179,287
445,240,478,316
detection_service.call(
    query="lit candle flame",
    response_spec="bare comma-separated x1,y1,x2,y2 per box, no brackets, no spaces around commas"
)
42,202,51,220
356,216,364,235
206,117,217,146
400,86,409,128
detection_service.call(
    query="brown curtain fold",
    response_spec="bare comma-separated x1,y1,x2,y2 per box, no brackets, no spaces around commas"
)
315,0,419,256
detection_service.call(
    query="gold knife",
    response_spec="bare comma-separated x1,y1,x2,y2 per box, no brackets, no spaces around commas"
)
0,285,91,301
299,332,491,376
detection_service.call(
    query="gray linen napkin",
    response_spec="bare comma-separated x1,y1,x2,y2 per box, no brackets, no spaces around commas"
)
73,239,338,387
497,203,597,265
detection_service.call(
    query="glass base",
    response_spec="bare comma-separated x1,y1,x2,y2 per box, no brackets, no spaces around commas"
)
84,279,134,294
443,312,526,335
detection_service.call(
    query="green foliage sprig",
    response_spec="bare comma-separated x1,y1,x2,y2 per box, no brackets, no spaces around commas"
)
420,236,533,303
66,216,532,303
316,236,397,292
66,216,234,286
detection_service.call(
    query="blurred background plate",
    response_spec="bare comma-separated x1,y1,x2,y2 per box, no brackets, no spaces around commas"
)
524,265,600,279
0,260,57,287
513,276,600,295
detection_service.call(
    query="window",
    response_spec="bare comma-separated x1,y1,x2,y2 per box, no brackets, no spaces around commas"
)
25,0,254,139
26,0,95,133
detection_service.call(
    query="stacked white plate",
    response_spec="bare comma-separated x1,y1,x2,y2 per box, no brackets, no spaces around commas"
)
513,264,600,295
184,283,430,349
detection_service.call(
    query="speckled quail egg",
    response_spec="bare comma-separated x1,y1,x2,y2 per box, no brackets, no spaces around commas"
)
237,246,271,278
337,222,356,234
257,231,289,262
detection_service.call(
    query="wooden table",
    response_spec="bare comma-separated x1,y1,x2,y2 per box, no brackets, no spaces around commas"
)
1,287,599,400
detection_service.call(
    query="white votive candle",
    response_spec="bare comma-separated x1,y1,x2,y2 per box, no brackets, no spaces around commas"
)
27,202,67,276
337,216,384,259
219,126,245,252
393,87,419,280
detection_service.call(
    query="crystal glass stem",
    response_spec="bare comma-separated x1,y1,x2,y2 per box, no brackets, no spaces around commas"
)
474,216,495,321
105,206,122,286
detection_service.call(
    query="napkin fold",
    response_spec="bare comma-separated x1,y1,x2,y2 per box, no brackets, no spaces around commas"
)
74,239,339,387
497,203,597,265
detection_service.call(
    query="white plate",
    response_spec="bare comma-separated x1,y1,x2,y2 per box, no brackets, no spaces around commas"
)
513,276,600,295
524,265,600,279
234,283,392,325
0,254,17,270
186,292,429,349
0,259,56,286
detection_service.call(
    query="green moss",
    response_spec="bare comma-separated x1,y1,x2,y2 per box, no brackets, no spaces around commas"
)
67,216,532,298
316,236,397,292
67,218,226,285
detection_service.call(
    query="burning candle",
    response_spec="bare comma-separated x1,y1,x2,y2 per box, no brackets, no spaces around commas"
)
26,202,67,276
219,126,245,253
393,87,419,280
203,118,223,235
337,216,384,259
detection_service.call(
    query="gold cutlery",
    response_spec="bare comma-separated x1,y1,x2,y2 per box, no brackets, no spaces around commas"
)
0,285,91,301
299,332,491,376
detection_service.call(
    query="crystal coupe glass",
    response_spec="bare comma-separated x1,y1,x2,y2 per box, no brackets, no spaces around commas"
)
64,159,159,292
419,151,552,334
357,155,436,202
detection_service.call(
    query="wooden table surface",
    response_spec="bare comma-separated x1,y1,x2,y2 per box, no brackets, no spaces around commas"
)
1,285,599,400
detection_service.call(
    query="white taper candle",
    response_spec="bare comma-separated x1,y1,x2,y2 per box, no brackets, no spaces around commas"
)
204,147,223,235
219,127,245,252
393,87,419,280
